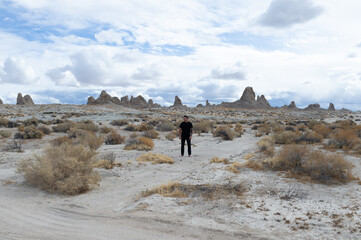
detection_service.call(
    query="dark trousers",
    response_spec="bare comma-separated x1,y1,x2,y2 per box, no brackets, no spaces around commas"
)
181,136,191,156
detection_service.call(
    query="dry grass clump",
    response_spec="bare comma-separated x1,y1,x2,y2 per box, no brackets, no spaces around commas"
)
124,136,154,151
141,182,246,200
51,136,72,146
0,118,10,127
37,125,51,135
0,130,12,138
213,125,235,140
257,136,275,156
267,145,355,183
76,120,99,132
234,123,244,137
100,126,113,134
243,160,264,171
93,152,121,169
105,130,125,145
23,117,39,126
327,129,359,150
165,131,177,141
68,129,103,150
226,162,242,173
210,156,229,164
142,129,159,139
312,124,332,138
256,124,271,136
52,121,75,133
296,131,323,144
156,121,176,132
17,143,100,195
273,131,298,144
136,152,174,164
110,119,128,126
124,122,152,132
15,126,44,139
193,120,213,133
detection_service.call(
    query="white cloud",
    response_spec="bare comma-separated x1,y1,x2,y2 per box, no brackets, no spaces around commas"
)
0,57,36,84
210,62,246,80
258,0,324,28
95,29,133,45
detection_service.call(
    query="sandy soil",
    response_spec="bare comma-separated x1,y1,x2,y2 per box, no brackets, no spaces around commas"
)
0,105,360,240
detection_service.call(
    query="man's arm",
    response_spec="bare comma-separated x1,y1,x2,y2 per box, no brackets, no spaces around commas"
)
179,127,182,139
190,125,193,139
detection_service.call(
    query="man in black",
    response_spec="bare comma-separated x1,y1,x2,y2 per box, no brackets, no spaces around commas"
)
179,115,193,157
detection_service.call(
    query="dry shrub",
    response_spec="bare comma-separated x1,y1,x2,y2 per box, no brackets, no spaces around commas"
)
110,119,128,126
267,145,355,183
142,182,246,200
297,124,308,132
327,129,359,150
257,124,271,136
213,125,235,140
193,120,213,133
234,123,244,137
156,121,176,132
165,131,177,141
136,152,174,164
257,136,275,156
226,162,242,173
105,130,125,145
210,156,229,164
76,120,99,132
52,121,75,133
243,160,264,171
76,131,103,150
124,122,152,132
312,124,332,138
15,126,44,139
100,126,113,134
93,153,121,169
0,130,12,138
0,118,10,127
17,143,100,195
23,117,39,126
52,136,72,146
273,131,299,144
37,125,51,135
295,131,323,144
143,129,159,139
124,136,154,151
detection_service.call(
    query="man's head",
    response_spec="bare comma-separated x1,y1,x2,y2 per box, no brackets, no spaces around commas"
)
183,115,189,122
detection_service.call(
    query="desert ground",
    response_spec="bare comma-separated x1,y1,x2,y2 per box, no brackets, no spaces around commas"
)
0,104,360,240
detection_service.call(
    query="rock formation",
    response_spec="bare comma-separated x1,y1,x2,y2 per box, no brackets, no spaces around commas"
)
206,100,210,107
220,87,271,109
0,98,3,104
130,95,148,108
256,95,271,108
172,96,183,107
304,103,321,111
328,103,336,111
120,96,130,106
87,90,120,105
196,103,203,108
281,101,298,110
17,93,35,105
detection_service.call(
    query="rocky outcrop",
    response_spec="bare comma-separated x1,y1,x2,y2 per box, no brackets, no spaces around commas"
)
129,95,148,108
304,103,322,111
206,100,210,107
220,87,271,109
87,90,120,105
0,98,3,104
17,93,35,105
173,96,183,107
288,101,297,109
196,103,203,108
328,103,336,111
256,95,271,107
120,96,130,106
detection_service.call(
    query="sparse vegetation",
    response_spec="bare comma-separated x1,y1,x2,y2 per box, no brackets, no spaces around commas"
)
93,152,120,169
210,156,229,164
110,119,128,126
142,129,159,139
226,162,242,173
141,182,246,200
213,125,235,140
193,120,213,133
136,152,174,164
156,121,176,132
257,136,275,156
105,130,125,145
52,121,75,133
124,136,154,151
0,130,12,138
124,122,152,132
273,131,298,144
100,126,113,134
165,131,177,141
15,126,44,139
17,143,100,195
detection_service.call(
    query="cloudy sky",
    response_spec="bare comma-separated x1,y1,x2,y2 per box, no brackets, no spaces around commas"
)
1,0,361,109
